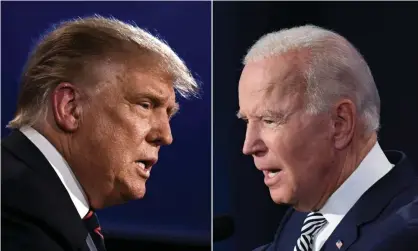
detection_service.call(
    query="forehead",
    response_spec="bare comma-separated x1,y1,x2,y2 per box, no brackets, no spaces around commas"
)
238,52,307,114
123,69,175,96
95,62,176,101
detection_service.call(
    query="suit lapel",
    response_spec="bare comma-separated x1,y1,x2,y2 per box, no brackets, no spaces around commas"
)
269,209,307,251
321,151,417,251
2,130,90,250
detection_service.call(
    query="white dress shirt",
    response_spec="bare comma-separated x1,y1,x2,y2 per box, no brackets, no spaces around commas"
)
312,142,394,251
20,126,90,219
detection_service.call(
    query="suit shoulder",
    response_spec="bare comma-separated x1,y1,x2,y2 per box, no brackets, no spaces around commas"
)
371,198,418,251
1,145,53,213
2,209,66,251
391,196,418,226
383,179,418,218
1,145,35,183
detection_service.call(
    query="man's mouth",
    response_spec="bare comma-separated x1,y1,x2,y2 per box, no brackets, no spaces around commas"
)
135,161,149,172
262,169,283,186
135,159,156,178
267,169,282,178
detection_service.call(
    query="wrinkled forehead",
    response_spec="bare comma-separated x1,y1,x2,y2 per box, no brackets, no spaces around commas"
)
88,60,176,103
122,67,176,100
239,52,307,103
83,49,173,85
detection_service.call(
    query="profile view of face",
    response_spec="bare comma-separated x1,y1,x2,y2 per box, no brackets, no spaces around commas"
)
70,64,178,209
238,53,337,210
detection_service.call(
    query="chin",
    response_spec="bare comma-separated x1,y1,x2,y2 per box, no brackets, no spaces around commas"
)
129,183,147,199
135,189,146,199
269,188,293,205
114,183,146,205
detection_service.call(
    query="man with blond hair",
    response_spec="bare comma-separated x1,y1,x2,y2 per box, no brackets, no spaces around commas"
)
237,25,418,251
2,16,198,251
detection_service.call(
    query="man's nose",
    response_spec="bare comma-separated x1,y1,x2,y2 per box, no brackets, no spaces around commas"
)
147,115,173,146
242,122,266,156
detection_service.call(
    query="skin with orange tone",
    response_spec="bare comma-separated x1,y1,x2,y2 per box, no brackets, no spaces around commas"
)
238,51,377,212
35,61,178,209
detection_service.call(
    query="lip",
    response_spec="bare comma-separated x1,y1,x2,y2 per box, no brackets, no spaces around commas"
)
262,169,284,187
136,164,151,179
135,158,158,179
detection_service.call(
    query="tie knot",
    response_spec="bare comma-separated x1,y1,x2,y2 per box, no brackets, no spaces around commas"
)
83,210,99,226
83,210,95,220
294,212,328,251
301,212,327,236
82,210,105,250
83,210,104,240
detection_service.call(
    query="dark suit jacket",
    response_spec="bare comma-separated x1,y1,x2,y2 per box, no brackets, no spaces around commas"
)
2,130,92,251
254,151,418,251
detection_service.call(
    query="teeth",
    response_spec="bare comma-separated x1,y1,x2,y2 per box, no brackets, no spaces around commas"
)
268,171,279,178
136,162,146,170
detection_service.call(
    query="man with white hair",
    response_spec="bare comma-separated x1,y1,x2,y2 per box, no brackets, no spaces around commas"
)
1,16,198,251
237,25,418,251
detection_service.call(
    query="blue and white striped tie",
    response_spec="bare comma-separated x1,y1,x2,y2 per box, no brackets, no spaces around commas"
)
294,212,327,251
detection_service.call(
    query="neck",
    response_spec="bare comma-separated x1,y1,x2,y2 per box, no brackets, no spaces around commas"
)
34,121,92,203
312,131,377,211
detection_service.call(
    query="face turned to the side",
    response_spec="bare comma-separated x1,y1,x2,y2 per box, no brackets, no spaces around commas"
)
63,63,178,209
238,53,342,211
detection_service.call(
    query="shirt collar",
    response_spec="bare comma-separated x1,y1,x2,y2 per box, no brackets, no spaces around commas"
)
20,126,90,218
319,142,394,224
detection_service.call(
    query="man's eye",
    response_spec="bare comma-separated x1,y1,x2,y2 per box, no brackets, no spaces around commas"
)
139,102,152,110
263,119,275,125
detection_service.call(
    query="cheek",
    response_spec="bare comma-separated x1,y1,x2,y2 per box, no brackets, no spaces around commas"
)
131,119,151,139
265,121,332,174
264,127,307,164
79,105,151,160
100,105,151,143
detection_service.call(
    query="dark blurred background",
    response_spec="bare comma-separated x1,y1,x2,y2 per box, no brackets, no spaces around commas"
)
213,1,418,251
1,1,211,250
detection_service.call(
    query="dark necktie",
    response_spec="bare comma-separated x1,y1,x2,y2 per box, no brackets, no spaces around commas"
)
83,210,106,251
294,212,327,251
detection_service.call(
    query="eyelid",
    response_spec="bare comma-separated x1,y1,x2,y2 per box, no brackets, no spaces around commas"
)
262,117,275,123
139,100,153,109
263,114,289,126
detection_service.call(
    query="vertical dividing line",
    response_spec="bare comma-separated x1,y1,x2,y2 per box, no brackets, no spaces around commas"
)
210,0,214,250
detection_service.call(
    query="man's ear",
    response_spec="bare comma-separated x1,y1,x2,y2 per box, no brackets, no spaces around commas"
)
332,99,356,150
51,82,82,132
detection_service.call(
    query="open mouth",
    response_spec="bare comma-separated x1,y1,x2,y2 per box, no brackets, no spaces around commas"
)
263,169,282,178
267,170,281,178
135,160,155,177
263,169,283,186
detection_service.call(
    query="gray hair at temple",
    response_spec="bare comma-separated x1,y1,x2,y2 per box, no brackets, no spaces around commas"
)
8,15,199,129
244,25,380,133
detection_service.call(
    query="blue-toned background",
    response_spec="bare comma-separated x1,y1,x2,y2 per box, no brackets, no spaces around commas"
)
1,1,211,249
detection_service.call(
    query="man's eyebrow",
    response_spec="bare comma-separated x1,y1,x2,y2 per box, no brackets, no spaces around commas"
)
169,103,180,117
136,91,179,117
236,111,246,119
261,109,287,118
236,109,288,120
137,91,165,105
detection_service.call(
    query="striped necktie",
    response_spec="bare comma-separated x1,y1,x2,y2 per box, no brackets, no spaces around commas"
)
294,212,327,251
83,210,106,251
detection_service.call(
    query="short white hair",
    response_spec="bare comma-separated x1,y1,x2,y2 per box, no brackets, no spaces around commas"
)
244,25,380,132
